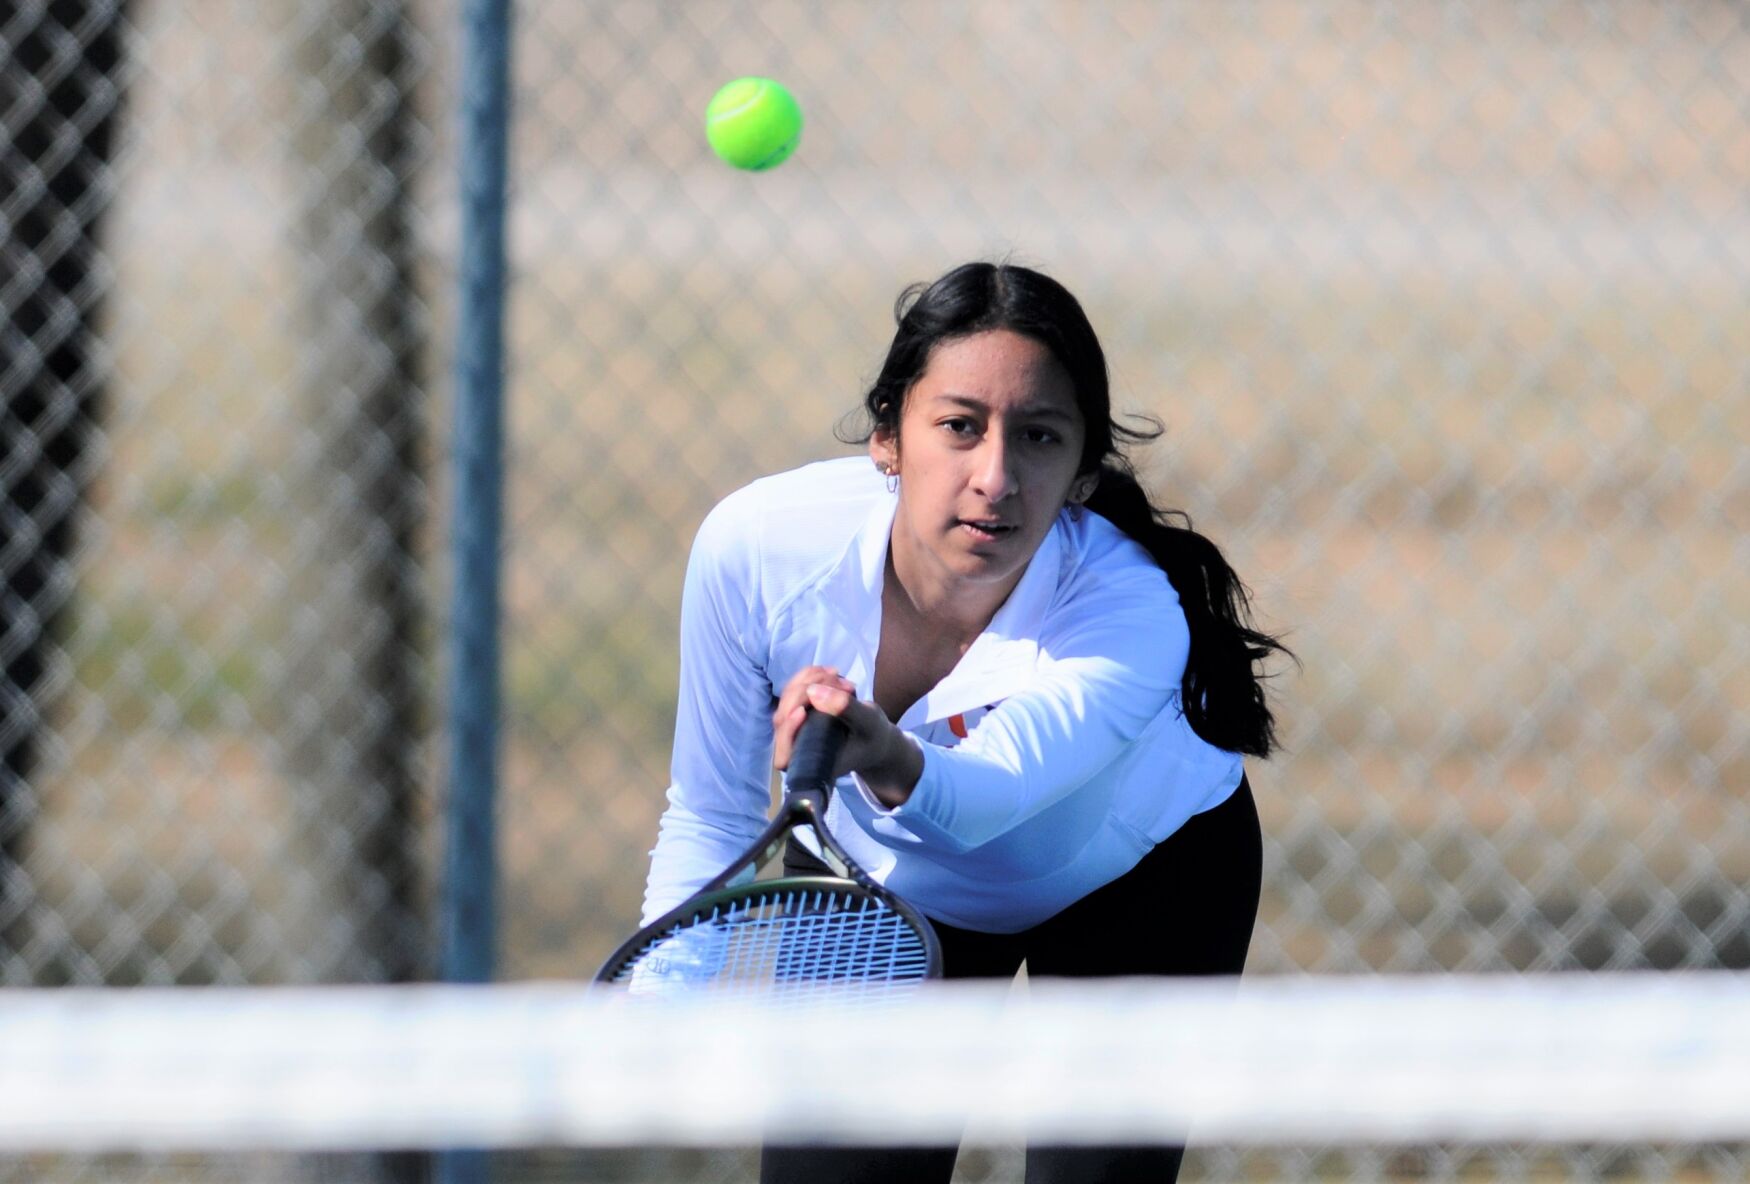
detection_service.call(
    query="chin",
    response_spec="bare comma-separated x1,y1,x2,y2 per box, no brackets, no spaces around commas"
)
943,547,1027,584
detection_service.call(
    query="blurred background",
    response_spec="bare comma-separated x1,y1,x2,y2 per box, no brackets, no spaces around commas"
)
2,1,1746,1181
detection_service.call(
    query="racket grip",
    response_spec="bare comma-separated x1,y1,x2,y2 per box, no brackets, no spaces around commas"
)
788,708,850,790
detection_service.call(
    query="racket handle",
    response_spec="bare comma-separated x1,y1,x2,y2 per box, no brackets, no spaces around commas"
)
788,708,850,790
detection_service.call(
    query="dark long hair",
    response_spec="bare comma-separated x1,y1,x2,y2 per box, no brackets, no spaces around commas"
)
841,261,1293,758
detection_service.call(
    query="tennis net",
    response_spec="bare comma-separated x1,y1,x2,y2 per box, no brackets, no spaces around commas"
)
4,972,1748,1182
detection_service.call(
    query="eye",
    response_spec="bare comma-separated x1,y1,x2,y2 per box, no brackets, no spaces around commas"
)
1022,425,1064,446
939,416,978,438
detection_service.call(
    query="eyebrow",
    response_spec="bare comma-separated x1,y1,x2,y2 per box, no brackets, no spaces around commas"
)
929,393,1078,423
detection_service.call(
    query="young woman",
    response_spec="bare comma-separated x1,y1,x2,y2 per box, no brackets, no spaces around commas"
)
641,261,1292,1184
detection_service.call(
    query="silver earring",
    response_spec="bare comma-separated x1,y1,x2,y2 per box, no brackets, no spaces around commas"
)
885,468,899,494
1068,503,1084,522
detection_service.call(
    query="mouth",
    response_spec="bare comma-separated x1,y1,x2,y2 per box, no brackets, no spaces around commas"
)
956,519,1019,542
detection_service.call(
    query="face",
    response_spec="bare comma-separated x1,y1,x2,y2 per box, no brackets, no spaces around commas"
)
872,329,1095,597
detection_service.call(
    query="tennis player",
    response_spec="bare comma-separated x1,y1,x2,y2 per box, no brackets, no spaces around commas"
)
641,261,1291,1184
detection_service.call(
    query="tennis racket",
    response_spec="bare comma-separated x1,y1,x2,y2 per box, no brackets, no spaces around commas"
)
596,709,942,1001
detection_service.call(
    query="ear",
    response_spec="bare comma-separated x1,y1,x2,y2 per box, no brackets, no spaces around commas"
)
1067,472,1099,505
869,429,899,476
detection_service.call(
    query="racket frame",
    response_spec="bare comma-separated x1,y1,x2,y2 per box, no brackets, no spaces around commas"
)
594,776,943,983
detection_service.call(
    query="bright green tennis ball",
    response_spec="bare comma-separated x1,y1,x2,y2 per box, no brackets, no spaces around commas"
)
705,77,803,171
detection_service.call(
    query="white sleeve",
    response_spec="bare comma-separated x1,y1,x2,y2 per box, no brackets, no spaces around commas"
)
640,497,777,925
870,566,1186,852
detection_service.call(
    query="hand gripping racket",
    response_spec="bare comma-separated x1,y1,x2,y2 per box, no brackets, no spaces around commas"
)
596,710,943,1001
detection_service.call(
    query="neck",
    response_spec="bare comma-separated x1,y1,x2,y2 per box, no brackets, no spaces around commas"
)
884,527,1021,645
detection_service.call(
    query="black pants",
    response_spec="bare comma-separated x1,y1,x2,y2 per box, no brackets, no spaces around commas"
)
761,776,1262,1184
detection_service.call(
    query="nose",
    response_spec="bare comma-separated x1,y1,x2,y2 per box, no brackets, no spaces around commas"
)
971,436,1018,502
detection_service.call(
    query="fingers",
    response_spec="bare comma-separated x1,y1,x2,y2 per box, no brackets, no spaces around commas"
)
803,681,856,715
771,666,856,770
772,666,854,729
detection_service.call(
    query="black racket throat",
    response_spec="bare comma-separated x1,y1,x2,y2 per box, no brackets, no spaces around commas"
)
698,709,862,892
699,785,855,893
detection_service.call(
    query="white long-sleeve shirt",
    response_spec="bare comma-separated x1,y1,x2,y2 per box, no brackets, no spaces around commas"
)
642,456,1245,933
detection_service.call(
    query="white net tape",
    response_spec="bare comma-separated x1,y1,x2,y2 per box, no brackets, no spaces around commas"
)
4,972,1748,1152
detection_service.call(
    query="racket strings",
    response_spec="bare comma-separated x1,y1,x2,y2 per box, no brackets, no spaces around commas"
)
613,888,933,1003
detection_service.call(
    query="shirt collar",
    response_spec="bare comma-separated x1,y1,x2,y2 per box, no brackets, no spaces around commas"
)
811,490,1064,729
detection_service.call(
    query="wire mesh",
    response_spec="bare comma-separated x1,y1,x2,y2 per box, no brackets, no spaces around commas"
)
499,0,1750,991
2,0,440,990
602,885,936,1001
2,1,1746,1182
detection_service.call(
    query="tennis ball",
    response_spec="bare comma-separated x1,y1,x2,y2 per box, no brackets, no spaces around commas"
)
705,77,803,171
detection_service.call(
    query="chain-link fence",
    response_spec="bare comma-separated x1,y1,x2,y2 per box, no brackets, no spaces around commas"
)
2,0,440,990
3,1,1747,1181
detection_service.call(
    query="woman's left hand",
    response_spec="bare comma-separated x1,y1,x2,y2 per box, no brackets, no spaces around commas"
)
771,667,922,807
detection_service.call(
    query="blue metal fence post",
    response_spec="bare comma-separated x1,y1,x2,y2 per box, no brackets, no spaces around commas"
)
439,0,510,1179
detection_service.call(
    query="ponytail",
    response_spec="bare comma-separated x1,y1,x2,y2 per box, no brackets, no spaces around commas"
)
1084,461,1292,758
